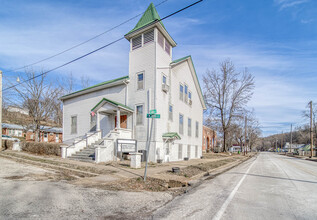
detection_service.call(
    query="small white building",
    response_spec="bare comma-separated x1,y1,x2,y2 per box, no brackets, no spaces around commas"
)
61,3,206,163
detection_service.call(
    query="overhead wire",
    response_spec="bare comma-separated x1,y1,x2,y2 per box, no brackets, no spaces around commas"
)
3,0,203,92
2,0,170,74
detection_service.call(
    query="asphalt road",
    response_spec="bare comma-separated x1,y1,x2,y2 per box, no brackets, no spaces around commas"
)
152,152,317,220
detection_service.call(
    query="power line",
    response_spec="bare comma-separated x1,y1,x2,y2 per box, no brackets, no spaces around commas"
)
3,0,169,74
3,0,204,92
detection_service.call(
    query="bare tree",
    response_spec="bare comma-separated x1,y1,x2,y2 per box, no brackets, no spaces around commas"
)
203,59,255,152
13,69,61,141
80,75,90,89
246,111,261,151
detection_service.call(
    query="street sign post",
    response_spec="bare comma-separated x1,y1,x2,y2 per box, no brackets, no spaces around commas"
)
144,110,160,182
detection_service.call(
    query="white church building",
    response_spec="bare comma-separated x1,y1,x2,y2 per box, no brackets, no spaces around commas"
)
61,3,206,163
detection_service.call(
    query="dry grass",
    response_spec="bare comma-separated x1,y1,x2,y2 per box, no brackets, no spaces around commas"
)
177,157,239,178
83,177,187,192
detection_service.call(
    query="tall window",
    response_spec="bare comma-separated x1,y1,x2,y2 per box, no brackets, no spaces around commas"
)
162,75,167,85
196,121,199,137
189,91,192,103
169,105,173,121
195,145,198,158
144,30,154,44
71,116,77,134
188,118,192,136
158,31,164,48
178,144,183,160
132,35,142,50
187,145,191,158
136,105,143,125
179,84,184,101
179,114,184,134
185,84,188,103
137,72,144,90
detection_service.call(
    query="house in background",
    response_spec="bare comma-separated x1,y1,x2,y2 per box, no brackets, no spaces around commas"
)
202,125,216,152
61,3,206,163
2,123,62,143
2,123,25,137
26,126,63,143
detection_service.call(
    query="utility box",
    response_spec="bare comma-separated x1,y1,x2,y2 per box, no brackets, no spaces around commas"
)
130,152,142,169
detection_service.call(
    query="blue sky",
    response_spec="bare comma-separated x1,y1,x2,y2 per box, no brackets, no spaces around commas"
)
1,0,317,136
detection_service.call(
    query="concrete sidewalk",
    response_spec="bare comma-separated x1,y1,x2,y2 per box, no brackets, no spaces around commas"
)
1,150,252,185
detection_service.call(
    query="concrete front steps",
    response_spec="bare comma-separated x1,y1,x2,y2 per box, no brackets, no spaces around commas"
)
68,139,104,162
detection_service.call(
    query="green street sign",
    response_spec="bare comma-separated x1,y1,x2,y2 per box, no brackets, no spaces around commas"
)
147,113,160,118
149,109,157,114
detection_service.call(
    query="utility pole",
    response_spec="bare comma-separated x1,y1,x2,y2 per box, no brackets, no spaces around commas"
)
310,101,314,158
281,131,284,152
290,124,292,153
244,115,247,156
0,70,2,150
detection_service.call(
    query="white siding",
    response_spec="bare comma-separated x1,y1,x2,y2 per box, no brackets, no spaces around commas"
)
63,84,126,142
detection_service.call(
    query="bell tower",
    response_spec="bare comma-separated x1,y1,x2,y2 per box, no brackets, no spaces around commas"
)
124,3,177,159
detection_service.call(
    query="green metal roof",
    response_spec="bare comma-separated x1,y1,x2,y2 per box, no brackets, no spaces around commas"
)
171,55,192,64
162,132,181,140
91,98,133,112
126,3,165,35
61,75,129,100
171,55,206,108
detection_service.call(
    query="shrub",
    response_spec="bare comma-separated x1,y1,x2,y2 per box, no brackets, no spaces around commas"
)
21,142,61,156
1,140,14,150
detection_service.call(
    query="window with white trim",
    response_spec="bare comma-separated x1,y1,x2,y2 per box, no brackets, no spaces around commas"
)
179,84,184,101
169,105,173,121
188,118,192,136
162,75,167,85
195,145,198,158
179,114,184,135
189,91,192,103
71,116,77,134
132,35,142,50
144,30,154,45
184,84,188,103
136,105,144,125
137,72,144,90
195,121,199,138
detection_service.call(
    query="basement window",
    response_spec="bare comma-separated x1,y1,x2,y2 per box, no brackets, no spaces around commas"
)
132,35,142,50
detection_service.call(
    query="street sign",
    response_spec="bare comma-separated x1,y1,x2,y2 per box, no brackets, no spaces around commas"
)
149,109,157,114
147,113,160,118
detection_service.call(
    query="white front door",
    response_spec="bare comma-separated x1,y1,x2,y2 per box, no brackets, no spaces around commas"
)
44,133,48,142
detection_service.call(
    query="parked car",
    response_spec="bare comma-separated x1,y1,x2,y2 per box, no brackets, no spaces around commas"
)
2,135,20,142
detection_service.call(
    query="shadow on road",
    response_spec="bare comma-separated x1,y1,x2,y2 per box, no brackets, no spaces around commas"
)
226,172,317,185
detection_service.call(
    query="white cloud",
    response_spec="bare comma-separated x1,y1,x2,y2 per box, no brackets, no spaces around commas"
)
274,0,309,10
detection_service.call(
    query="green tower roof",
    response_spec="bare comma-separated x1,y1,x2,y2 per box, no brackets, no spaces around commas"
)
126,3,165,35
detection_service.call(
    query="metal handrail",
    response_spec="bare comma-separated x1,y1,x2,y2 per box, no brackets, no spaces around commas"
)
65,130,101,149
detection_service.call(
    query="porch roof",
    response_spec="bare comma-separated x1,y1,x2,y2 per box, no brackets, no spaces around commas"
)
162,132,181,140
91,98,133,113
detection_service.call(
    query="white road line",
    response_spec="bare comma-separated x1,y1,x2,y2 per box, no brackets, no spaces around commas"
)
212,157,257,220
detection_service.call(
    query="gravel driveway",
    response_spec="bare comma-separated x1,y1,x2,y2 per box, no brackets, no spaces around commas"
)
0,157,172,219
